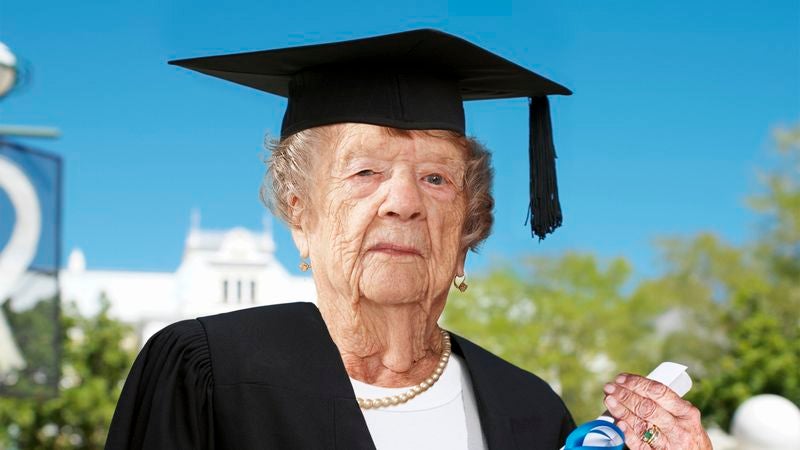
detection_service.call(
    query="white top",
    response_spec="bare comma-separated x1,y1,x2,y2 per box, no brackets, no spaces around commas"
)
350,353,488,450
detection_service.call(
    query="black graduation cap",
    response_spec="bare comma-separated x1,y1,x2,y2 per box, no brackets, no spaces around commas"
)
169,29,572,240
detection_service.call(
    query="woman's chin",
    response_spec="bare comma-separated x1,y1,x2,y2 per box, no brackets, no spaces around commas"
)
359,266,427,305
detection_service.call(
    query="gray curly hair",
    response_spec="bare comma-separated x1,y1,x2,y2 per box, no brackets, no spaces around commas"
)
260,125,494,252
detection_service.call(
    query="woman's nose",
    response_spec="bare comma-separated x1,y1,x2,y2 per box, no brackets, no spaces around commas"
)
378,171,425,221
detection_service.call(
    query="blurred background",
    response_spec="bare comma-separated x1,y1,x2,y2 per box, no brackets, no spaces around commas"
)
0,0,798,448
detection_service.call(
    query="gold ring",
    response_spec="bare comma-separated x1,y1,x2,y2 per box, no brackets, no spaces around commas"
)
641,423,661,446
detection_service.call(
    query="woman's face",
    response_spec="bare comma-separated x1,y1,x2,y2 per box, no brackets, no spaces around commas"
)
293,123,468,308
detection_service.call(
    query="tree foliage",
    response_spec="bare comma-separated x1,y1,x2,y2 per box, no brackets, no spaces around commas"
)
684,125,800,429
1,296,60,398
0,295,136,450
444,124,800,427
444,253,665,423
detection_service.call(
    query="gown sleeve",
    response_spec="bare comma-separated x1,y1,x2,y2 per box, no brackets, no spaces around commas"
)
105,319,214,450
558,404,577,448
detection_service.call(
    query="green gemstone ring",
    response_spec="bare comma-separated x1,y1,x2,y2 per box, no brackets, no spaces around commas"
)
641,424,661,446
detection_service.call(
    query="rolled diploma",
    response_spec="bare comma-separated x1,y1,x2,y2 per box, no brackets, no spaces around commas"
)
563,361,692,448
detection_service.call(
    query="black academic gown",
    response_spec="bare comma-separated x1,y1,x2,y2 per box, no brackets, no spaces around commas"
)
105,302,575,450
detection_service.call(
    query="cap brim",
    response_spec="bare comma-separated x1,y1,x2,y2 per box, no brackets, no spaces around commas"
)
168,29,572,100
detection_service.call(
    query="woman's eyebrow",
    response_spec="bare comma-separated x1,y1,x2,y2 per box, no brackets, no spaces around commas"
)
334,138,466,170
416,156,467,176
419,156,465,167
334,139,397,170
335,151,381,172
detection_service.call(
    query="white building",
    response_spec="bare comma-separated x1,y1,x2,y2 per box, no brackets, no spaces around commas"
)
60,213,317,345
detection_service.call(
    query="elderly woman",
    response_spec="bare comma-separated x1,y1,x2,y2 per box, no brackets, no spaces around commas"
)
106,30,712,450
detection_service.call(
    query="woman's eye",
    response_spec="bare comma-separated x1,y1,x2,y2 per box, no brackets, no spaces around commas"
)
356,169,376,177
424,174,446,186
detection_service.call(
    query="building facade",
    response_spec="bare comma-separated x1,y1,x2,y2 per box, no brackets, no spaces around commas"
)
60,215,316,345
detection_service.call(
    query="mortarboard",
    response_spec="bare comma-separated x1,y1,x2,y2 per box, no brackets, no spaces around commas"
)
169,29,571,240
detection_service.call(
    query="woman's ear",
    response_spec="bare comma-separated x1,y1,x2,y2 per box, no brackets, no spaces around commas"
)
288,194,310,258
456,248,468,276
290,227,309,258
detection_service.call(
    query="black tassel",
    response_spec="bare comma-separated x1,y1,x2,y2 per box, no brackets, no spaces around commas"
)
528,96,562,240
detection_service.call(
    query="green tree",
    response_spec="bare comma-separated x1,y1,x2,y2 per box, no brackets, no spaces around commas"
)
444,253,666,423
1,296,60,398
674,125,800,429
0,295,136,450
444,124,800,428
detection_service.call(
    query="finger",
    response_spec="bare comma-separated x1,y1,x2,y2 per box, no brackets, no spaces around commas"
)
603,395,655,449
604,394,671,450
614,373,697,419
616,421,648,450
617,419,667,450
604,383,679,433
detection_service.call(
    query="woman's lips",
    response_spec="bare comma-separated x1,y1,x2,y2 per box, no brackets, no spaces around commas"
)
368,243,422,256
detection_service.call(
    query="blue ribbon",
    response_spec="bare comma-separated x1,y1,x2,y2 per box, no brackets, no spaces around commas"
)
564,419,626,450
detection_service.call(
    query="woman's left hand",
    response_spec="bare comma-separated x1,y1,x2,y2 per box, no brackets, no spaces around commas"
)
602,373,712,450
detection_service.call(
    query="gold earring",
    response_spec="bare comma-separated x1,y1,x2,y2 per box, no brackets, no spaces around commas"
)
453,273,468,292
299,259,311,272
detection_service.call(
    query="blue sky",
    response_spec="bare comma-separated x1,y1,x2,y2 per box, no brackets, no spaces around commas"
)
1,0,798,278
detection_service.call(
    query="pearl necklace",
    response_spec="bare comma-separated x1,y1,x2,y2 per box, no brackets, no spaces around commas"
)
356,330,451,409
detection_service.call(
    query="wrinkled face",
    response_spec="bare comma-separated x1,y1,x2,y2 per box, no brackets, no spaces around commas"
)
292,123,468,307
